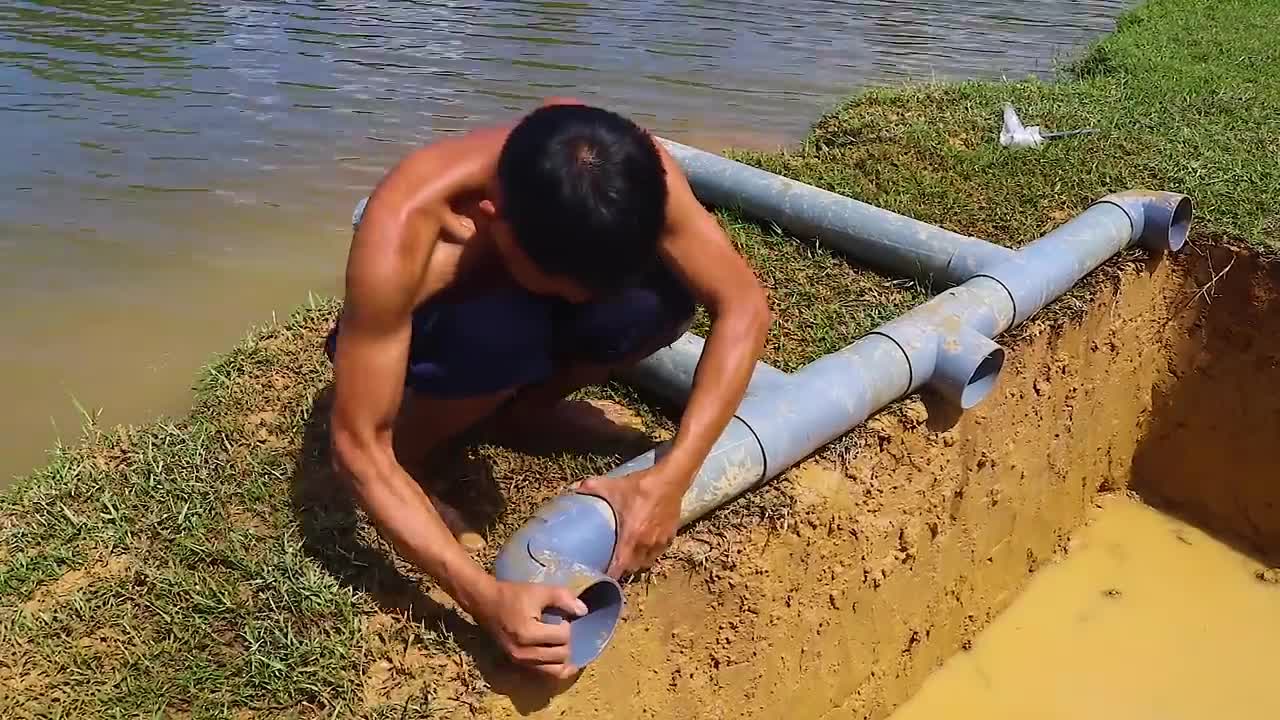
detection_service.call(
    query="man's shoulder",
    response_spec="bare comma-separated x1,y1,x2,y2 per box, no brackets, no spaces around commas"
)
653,138,684,185
652,139,706,232
409,125,511,170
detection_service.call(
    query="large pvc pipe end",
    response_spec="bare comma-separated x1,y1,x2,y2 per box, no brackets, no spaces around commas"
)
493,492,623,668
930,329,1006,410
1097,191,1194,253
536,561,625,668
1142,192,1193,253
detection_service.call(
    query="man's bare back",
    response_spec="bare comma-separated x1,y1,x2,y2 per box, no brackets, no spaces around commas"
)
327,100,770,678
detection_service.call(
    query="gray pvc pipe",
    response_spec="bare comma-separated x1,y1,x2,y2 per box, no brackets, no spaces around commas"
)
974,191,1192,325
492,494,625,669
657,137,1015,286
618,332,789,408
493,188,1191,668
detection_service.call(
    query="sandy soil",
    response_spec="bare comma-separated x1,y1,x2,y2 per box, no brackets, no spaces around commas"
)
1131,249,1280,565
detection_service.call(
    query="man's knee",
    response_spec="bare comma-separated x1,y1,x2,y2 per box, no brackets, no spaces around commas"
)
329,289,558,398
405,293,555,396
557,282,695,367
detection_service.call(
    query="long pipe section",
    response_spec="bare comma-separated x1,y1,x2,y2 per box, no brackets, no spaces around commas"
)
656,137,1015,286
494,189,1192,669
618,332,790,408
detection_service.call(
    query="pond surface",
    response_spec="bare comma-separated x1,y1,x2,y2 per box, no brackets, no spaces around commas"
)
0,0,1131,483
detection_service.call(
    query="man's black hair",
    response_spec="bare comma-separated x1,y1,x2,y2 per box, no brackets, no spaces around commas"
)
496,104,668,293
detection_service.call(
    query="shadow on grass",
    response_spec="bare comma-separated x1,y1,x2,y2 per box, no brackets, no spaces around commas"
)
288,385,653,714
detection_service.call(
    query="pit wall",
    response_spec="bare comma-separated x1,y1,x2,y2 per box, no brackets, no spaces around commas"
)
1132,251,1280,564
485,248,1280,719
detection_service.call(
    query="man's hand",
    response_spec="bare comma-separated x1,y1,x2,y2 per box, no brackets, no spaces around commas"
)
470,580,588,680
578,467,686,578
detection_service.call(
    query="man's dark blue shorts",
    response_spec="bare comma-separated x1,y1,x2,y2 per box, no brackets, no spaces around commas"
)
325,264,695,399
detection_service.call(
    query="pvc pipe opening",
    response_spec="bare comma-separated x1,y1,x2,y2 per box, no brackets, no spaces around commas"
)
1164,195,1193,252
541,573,625,668
960,347,1005,409
1103,191,1194,253
930,331,1006,410
493,493,623,667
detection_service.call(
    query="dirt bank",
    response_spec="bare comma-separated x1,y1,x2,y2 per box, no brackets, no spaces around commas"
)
466,248,1280,720
1131,250,1280,565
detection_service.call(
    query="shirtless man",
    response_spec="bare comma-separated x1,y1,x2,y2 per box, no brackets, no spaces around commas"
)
326,99,770,679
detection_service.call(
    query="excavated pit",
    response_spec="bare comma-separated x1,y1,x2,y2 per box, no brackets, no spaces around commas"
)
477,246,1280,719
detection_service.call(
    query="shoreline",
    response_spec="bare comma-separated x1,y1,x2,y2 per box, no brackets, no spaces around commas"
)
4,0,1278,717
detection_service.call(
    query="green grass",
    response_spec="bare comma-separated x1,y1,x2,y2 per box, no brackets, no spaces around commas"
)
731,0,1280,255
3,0,1279,716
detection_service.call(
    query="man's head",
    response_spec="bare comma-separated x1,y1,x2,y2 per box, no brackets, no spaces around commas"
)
486,103,668,302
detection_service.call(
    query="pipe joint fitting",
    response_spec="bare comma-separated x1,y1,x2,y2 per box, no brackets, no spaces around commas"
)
1094,191,1193,253
493,493,624,668
931,326,1006,409
871,317,1006,410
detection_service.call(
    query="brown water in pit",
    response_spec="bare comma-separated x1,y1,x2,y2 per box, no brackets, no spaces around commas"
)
0,0,1134,485
890,494,1280,720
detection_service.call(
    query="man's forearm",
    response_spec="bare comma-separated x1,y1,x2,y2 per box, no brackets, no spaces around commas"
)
335,441,494,612
659,306,769,486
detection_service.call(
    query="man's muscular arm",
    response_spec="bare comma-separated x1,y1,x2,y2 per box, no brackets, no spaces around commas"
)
653,148,770,484
329,130,584,678
330,132,489,610
580,145,771,577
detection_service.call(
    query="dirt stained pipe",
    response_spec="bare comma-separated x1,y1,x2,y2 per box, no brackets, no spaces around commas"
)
494,142,1193,669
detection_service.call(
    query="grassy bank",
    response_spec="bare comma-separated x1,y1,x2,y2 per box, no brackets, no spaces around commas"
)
3,0,1278,716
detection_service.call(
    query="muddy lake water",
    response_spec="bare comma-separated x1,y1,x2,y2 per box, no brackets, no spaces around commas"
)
890,496,1280,720
0,0,1131,483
